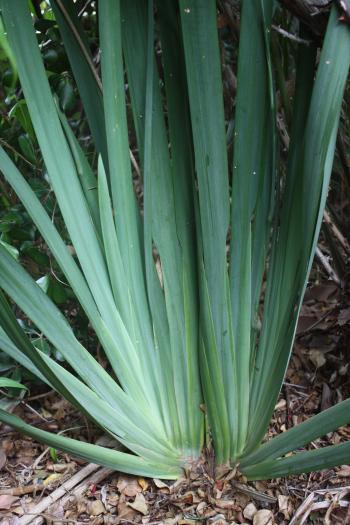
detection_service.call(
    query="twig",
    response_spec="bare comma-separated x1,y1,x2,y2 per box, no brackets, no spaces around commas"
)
315,246,341,286
315,485,350,494
290,492,315,525
272,24,312,44
78,0,92,17
324,209,350,254
19,463,111,525
291,490,350,525
26,391,54,402
283,382,308,390
0,138,38,169
130,149,141,178
0,484,46,496
231,481,277,504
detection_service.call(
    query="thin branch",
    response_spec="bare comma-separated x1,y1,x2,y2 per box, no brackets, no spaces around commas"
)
315,246,341,286
272,24,312,44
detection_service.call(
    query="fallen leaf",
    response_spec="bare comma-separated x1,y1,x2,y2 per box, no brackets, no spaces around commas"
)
77,499,88,515
305,283,338,302
1,439,14,455
138,477,149,491
297,315,320,334
215,499,238,510
43,473,61,486
278,494,290,519
87,499,106,516
0,495,19,510
117,475,142,497
243,502,257,520
197,501,207,515
117,500,138,522
308,349,326,368
215,463,231,479
275,399,286,411
320,383,333,411
337,465,350,477
253,509,274,525
153,478,169,489
128,492,148,515
338,307,350,326
101,484,108,504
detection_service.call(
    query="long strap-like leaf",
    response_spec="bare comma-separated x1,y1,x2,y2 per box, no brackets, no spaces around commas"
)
0,409,181,479
247,7,350,453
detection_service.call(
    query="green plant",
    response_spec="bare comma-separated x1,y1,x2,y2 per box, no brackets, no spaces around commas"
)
0,0,349,480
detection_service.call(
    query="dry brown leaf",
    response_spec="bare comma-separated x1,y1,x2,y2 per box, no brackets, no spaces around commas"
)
117,500,138,522
275,399,286,411
253,509,274,525
297,315,320,333
11,505,27,516
321,383,333,411
138,477,149,491
87,499,106,516
153,478,170,489
117,475,142,497
202,508,217,519
215,463,231,479
1,439,13,455
243,502,257,520
77,498,88,515
0,494,19,510
337,465,350,477
173,490,194,505
308,349,326,368
196,501,207,515
128,492,149,515
107,493,119,506
305,283,338,302
338,307,350,326
278,495,291,519
215,498,238,510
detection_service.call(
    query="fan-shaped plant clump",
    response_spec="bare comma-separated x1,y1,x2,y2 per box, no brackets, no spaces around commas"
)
0,0,349,480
